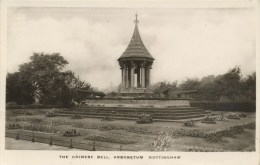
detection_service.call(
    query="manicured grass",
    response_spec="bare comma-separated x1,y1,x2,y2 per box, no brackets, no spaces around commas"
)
5,109,256,151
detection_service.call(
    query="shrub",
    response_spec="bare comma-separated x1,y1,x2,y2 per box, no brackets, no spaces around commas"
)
63,129,80,137
136,113,153,124
46,109,57,117
184,120,197,127
227,112,240,120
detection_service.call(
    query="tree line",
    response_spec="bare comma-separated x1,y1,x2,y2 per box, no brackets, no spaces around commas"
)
6,53,256,105
151,67,256,101
6,53,92,107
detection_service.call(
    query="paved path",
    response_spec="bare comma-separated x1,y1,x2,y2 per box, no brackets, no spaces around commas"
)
5,138,81,150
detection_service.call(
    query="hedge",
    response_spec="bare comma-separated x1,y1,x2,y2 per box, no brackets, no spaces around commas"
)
190,101,255,112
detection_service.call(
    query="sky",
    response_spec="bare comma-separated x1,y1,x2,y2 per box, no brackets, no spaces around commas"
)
7,7,256,90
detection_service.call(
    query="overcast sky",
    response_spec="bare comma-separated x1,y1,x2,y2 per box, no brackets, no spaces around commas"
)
7,7,256,89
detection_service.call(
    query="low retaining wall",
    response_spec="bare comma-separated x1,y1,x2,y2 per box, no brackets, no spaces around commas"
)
190,101,256,112
83,98,190,108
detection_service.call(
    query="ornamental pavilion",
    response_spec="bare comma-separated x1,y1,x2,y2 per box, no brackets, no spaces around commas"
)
118,14,154,93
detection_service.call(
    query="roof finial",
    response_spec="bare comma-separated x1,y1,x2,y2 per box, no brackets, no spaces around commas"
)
134,13,139,24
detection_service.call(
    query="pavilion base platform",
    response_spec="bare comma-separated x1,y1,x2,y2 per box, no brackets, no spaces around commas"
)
58,98,209,122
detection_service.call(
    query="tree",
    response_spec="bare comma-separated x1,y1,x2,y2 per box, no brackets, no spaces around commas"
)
197,75,218,100
6,72,34,104
152,81,177,98
6,52,92,106
71,75,92,105
215,66,242,100
179,78,200,91
242,72,256,100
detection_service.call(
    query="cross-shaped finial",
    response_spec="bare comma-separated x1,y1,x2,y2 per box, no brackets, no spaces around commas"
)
134,13,139,24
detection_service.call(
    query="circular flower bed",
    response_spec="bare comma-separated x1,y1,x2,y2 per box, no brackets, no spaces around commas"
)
136,113,153,124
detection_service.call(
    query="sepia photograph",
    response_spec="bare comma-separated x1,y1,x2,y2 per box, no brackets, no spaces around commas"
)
0,0,259,165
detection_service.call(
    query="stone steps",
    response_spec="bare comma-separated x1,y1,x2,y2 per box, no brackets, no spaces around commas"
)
59,111,206,116
79,106,199,110
74,107,204,113
58,106,209,121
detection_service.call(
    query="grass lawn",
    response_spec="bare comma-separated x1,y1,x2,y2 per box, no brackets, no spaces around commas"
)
5,109,256,151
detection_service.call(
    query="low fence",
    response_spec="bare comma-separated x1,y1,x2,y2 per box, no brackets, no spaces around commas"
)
5,131,134,151
190,101,256,112
6,104,66,109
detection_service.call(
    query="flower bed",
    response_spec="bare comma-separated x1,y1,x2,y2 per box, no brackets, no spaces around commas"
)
7,123,22,129
71,114,83,119
152,132,171,151
205,125,245,142
242,122,255,130
201,120,217,124
86,135,136,144
136,114,153,124
201,114,217,124
184,120,197,127
227,112,240,120
22,123,58,133
187,146,224,152
46,109,57,117
63,129,80,137
102,116,114,121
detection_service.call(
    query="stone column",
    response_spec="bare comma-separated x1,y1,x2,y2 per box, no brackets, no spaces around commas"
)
122,67,125,88
130,61,135,88
141,62,146,88
145,64,151,88
137,65,141,88
125,65,129,88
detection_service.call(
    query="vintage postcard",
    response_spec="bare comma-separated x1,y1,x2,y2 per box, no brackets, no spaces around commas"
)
0,0,259,165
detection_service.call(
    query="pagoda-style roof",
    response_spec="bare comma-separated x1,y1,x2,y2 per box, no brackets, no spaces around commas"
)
118,14,154,61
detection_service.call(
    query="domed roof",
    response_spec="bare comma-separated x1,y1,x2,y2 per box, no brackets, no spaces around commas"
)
118,15,154,61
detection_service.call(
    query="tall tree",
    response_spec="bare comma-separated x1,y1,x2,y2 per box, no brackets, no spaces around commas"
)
215,66,242,100
6,52,92,106
6,72,34,104
242,72,256,100
179,78,200,91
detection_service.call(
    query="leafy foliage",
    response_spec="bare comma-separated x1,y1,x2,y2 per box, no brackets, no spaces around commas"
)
151,66,255,101
6,53,92,106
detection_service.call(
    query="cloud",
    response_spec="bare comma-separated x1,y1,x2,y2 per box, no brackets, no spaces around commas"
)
7,8,255,89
